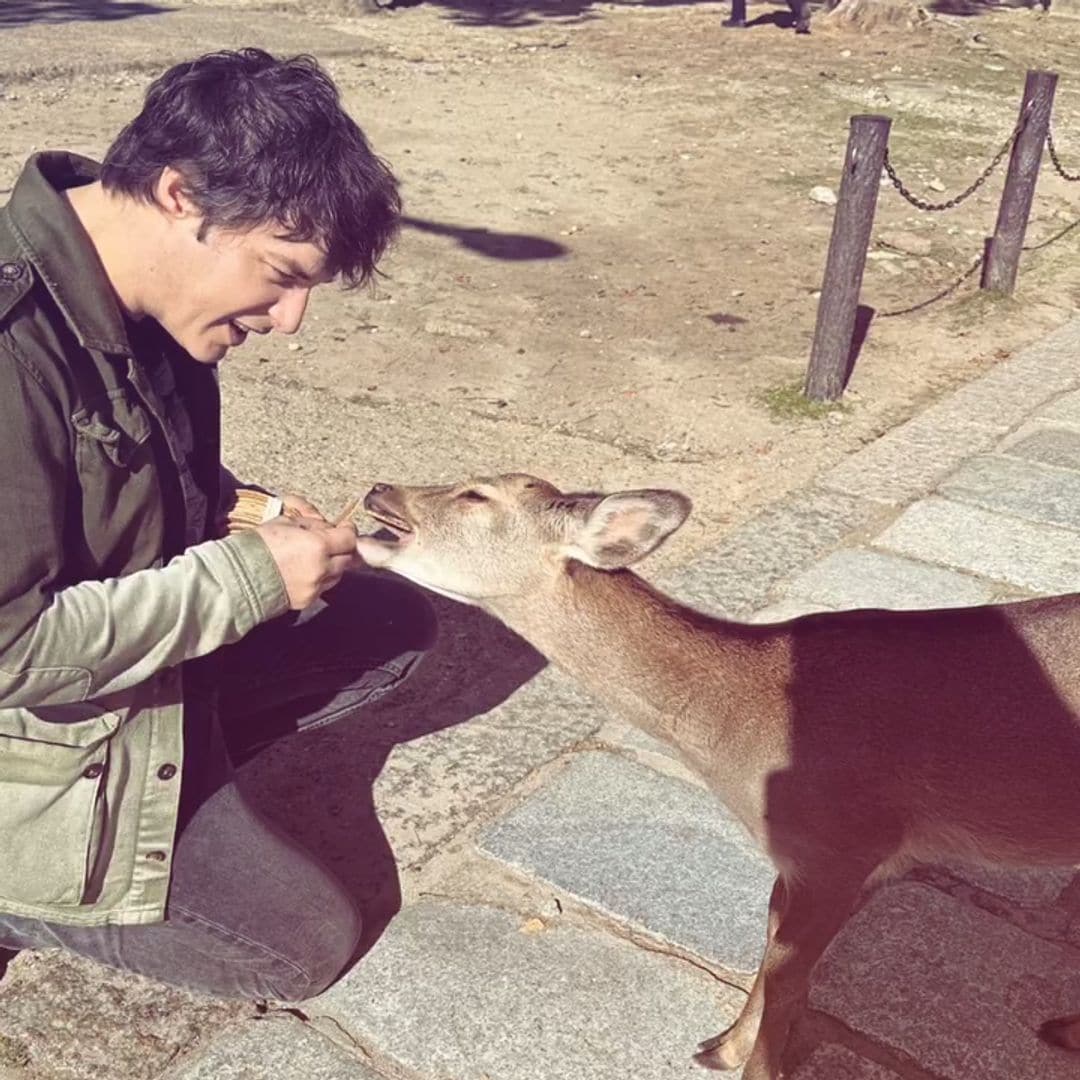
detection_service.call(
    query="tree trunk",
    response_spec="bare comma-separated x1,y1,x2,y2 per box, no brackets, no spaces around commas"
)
824,0,929,30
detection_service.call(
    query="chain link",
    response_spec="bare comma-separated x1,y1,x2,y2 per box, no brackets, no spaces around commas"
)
1047,126,1080,182
882,104,1031,212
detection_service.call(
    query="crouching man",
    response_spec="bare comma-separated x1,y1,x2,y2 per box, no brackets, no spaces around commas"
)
0,48,435,1000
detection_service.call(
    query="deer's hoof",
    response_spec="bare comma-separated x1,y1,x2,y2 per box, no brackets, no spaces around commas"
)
694,1030,749,1071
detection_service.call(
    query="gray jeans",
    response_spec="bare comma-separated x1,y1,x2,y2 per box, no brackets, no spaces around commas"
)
0,571,436,1001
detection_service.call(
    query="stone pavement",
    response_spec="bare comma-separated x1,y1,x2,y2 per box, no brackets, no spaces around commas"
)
6,318,1080,1078
159,322,1080,1077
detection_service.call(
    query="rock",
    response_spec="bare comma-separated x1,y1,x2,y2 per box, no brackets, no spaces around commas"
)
809,186,838,206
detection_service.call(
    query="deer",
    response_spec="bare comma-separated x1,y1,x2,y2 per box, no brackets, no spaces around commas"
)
355,472,1080,1079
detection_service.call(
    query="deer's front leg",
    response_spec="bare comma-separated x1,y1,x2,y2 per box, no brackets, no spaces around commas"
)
695,876,787,1071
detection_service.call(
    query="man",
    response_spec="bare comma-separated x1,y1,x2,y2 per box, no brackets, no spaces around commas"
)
0,48,435,1000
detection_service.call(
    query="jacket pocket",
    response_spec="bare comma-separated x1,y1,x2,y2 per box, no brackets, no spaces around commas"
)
72,391,152,469
71,390,162,576
0,718,111,907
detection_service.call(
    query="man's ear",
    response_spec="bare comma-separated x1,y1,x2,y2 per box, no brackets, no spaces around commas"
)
561,490,691,569
152,166,200,221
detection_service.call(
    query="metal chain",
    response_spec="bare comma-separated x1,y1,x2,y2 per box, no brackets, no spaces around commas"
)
882,104,1031,213
878,252,985,318
1047,126,1080,182
1023,216,1080,253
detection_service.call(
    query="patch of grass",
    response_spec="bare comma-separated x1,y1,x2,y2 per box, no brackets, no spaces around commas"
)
756,380,853,421
945,286,1024,333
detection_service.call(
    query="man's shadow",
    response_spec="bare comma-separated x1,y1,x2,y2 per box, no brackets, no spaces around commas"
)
236,588,546,961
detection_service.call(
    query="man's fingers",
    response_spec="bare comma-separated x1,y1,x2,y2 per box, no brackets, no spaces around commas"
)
281,493,326,520
290,518,358,549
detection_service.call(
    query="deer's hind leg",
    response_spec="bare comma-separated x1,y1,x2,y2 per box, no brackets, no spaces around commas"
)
698,858,877,1077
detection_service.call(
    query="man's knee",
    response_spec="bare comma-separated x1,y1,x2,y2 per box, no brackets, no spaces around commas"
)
272,882,362,1001
328,570,438,660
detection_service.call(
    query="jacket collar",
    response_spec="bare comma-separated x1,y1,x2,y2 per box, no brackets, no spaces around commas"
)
6,152,132,355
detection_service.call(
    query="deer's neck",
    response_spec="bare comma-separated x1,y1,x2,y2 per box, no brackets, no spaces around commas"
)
487,563,786,776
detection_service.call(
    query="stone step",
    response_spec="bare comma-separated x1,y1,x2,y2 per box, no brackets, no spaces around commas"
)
314,899,747,1080
478,750,773,974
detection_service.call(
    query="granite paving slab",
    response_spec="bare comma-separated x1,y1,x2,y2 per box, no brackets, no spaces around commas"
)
819,409,1005,508
1002,427,1080,471
163,1015,386,1080
934,861,1077,908
478,751,774,973
790,1044,903,1080
315,899,747,1080
874,496,1080,594
664,487,881,619
748,597,835,623
810,883,1080,1080
1033,388,1080,429
781,548,997,610
939,453,1080,534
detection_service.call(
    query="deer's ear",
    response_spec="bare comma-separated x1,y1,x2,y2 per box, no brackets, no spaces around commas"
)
562,490,691,569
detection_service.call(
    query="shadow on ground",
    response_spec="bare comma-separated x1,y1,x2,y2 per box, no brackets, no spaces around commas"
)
374,0,1056,29
403,214,568,259
0,0,173,27
927,0,1051,14
238,589,547,961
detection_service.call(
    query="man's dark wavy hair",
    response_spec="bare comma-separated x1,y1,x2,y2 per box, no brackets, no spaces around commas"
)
100,48,400,287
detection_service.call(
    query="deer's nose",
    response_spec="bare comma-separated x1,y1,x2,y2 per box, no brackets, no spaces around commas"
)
364,483,393,512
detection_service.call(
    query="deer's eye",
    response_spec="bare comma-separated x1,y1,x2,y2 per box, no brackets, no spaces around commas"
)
458,489,488,503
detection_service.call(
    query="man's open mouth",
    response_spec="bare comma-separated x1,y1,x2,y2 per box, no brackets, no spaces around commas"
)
230,320,266,338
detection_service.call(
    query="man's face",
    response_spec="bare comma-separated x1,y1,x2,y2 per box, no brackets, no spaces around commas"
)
157,217,334,364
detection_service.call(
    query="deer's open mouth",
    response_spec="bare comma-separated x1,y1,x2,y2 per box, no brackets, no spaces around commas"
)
359,487,415,551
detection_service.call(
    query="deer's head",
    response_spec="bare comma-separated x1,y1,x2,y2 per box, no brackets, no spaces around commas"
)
357,473,691,605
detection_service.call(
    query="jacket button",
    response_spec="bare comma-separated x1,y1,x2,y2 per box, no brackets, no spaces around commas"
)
157,763,177,781
0,261,24,283
82,763,104,779
145,851,168,863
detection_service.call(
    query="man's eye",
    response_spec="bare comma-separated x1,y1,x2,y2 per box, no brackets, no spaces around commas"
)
459,490,488,502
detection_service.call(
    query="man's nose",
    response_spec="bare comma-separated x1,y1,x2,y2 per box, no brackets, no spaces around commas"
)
270,287,311,335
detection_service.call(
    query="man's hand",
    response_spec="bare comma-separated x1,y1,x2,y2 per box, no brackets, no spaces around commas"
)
255,515,359,610
280,493,326,521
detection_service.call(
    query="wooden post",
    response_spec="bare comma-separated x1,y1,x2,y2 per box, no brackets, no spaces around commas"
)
723,0,748,27
804,114,891,402
981,69,1057,295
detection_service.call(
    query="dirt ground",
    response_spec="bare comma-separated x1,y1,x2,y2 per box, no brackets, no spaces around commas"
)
4,5,1080,1078
4,0,1080,572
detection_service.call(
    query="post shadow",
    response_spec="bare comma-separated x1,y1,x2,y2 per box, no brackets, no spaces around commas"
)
843,302,874,388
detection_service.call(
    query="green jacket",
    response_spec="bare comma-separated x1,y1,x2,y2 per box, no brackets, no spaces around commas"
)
0,153,289,926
